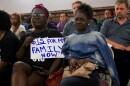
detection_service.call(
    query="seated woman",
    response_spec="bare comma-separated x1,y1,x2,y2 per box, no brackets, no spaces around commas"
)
0,10,19,86
60,3,119,86
10,12,26,39
11,4,62,86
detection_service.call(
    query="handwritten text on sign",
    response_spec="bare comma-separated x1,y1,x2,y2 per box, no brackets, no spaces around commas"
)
30,37,65,61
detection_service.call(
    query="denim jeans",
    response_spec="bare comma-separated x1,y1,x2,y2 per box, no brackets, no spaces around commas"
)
60,70,99,86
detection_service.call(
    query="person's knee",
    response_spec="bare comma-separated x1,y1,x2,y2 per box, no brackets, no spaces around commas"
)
12,61,32,74
60,78,71,86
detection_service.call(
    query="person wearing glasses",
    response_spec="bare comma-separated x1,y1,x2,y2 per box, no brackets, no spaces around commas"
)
11,4,62,86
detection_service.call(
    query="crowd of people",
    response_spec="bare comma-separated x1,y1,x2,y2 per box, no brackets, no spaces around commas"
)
0,0,130,86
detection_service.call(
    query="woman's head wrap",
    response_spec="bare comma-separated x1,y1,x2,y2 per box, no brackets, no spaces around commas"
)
32,4,49,18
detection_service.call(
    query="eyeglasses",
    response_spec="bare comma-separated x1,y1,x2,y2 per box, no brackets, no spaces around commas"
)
31,13,45,18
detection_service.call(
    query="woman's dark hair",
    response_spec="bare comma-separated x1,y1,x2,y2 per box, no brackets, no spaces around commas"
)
76,3,93,20
0,10,11,31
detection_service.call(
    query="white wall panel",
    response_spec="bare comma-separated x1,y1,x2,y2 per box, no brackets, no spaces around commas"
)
0,0,116,14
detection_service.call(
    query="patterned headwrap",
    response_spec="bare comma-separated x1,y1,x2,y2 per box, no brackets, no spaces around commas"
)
32,4,49,18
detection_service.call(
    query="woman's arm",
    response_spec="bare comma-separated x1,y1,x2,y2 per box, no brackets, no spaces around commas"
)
16,36,34,60
16,44,26,60
49,58,62,74
0,60,8,70
35,58,62,76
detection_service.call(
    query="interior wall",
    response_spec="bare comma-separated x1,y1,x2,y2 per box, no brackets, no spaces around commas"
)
0,0,116,14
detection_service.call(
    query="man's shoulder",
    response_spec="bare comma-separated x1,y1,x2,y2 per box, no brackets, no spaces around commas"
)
66,19,74,25
104,18,114,23
102,18,116,26
64,19,75,30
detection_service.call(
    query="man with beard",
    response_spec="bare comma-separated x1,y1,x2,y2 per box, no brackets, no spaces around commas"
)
100,0,130,86
11,4,62,86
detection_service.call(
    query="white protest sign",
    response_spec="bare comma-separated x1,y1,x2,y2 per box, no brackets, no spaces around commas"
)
30,37,65,61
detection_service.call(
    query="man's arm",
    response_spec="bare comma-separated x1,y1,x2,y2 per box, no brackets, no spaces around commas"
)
100,20,126,50
125,46,130,51
106,38,126,50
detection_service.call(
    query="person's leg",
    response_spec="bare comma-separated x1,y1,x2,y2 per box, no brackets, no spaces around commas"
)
11,61,33,86
114,49,130,86
115,57,130,86
28,71,46,86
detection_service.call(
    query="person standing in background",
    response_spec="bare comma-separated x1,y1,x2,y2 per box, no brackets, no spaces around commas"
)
62,1,82,36
21,16,30,30
63,0,98,36
97,9,114,30
10,13,26,39
57,12,68,33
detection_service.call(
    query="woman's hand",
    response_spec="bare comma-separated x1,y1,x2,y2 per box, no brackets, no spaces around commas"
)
34,66,50,76
19,31,26,38
69,59,81,73
22,36,34,47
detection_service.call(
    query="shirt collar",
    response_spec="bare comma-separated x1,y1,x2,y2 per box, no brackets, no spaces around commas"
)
113,17,130,24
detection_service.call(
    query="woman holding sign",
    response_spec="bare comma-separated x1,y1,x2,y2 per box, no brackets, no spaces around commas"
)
60,3,120,86
11,4,62,86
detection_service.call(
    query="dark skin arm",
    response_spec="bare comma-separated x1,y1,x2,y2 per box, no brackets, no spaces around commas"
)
36,58,62,76
16,36,34,60
48,58,62,73
0,60,8,70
